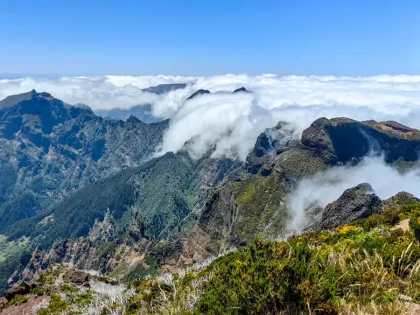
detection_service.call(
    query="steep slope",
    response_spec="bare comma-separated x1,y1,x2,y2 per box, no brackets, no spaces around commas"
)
3,192,420,315
4,111,420,298
190,117,420,257
0,90,168,230
5,150,238,285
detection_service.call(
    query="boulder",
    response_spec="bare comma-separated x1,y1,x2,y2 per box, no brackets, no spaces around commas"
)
4,282,36,301
63,269,89,284
319,183,382,230
0,296,7,308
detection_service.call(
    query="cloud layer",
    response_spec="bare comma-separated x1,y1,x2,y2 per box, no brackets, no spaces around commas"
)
2,74,420,159
288,156,420,232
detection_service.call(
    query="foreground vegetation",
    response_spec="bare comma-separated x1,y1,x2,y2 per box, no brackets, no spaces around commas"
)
3,201,420,314
127,201,420,314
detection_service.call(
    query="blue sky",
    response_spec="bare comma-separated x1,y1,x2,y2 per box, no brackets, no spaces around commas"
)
0,0,419,76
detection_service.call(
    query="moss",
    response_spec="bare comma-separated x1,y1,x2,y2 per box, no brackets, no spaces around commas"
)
61,283,79,293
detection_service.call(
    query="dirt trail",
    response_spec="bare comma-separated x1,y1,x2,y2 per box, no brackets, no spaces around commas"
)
392,219,410,231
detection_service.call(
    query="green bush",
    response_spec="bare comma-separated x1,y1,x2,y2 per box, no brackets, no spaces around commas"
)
410,210,420,241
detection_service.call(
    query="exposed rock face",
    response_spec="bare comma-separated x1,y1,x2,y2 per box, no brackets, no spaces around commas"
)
63,270,89,284
302,117,420,164
186,89,210,100
4,282,36,301
246,121,295,175
319,183,383,230
0,297,6,309
382,192,420,209
233,87,249,93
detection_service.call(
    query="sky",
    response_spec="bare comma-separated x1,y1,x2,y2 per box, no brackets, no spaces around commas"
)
1,0,419,76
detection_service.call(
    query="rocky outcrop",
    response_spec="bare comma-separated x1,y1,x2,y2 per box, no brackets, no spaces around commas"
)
301,117,420,164
382,192,420,209
4,282,36,301
186,89,210,100
63,269,89,284
319,183,383,230
233,87,249,93
246,121,294,175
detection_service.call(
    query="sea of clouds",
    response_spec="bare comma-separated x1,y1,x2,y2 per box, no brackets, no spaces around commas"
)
2,74,420,160
2,74,420,229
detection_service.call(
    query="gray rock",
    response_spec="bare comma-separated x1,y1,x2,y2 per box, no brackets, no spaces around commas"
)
0,296,7,308
63,269,89,284
319,183,383,230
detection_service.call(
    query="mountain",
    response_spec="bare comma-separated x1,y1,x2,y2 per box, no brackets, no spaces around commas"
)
3,190,420,315
94,83,186,122
0,90,167,217
0,90,168,294
8,113,420,286
95,104,160,123
1,89,420,313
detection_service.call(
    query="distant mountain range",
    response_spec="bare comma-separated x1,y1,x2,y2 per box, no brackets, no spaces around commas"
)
94,83,186,122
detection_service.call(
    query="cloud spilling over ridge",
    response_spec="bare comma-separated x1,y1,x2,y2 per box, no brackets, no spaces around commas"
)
3,74,420,159
287,156,420,232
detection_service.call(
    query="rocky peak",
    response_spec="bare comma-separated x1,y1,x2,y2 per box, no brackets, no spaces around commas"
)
319,183,382,230
246,121,295,175
233,87,249,93
300,117,420,164
186,89,210,100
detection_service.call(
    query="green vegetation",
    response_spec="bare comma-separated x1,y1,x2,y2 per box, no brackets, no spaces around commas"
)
234,173,288,242
0,235,30,295
37,293,70,314
5,294,29,308
98,241,118,258
125,202,420,315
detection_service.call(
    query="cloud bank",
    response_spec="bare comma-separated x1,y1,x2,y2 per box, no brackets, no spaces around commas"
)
2,74,420,159
288,156,420,232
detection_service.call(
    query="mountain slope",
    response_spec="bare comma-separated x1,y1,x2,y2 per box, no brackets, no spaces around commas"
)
0,90,168,231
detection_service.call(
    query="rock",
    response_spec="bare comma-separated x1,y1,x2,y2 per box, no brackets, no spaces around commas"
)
245,121,294,174
301,117,335,152
233,87,249,93
63,270,89,284
186,89,210,100
300,117,420,164
398,293,413,302
0,297,7,308
4,282,35,301
319,183,382,230
383,192,420,210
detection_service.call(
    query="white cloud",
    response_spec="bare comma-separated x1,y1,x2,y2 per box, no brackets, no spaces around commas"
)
287,156,420,232
2,74,420,160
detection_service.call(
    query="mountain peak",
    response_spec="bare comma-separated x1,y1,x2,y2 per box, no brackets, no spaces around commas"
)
0,90,39,109
186,89,210,100
233,87,249,93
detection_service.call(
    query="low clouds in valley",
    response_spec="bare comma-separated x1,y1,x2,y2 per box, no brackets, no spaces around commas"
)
3,74,420,230
3,74,420,161
288,156,420,232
